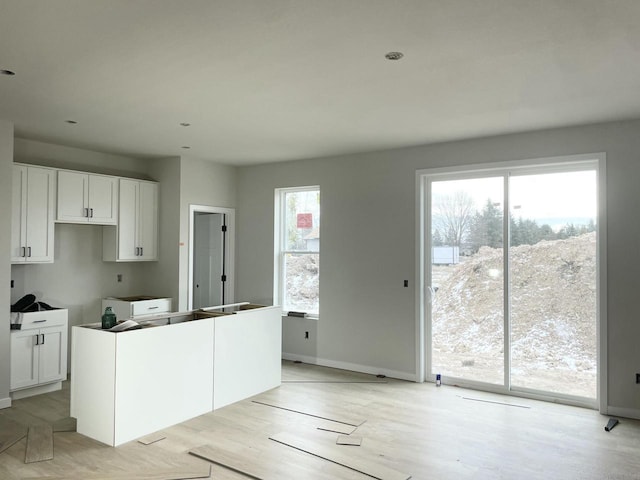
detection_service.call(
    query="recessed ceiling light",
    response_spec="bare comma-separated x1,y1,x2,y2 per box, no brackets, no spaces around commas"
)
65,120,78,124
181,146,191,149
385,52,404,61
1,69,16,76
179,122,191,127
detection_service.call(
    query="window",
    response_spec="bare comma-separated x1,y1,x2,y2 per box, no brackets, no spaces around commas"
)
274,186,320,317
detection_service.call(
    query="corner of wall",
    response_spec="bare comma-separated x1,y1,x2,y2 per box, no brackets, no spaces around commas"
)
0,120,14,407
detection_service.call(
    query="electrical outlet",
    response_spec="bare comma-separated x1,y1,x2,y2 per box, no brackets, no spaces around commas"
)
636,373,640,384
117,274,123,283
404,280,409,287
305,331,309,339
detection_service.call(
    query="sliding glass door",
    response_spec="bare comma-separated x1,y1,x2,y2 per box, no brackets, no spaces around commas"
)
424,159,599,404
509,170,597,398
430,176,505,385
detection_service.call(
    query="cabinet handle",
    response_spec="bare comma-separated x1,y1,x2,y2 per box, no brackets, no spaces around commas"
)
90,208,94,218
140,247,143,256
27,246,32,257
135,247,139,256
35,334,40,346
33,319,47,323
41,334,45,345
84,207,89,217
21,246,26,257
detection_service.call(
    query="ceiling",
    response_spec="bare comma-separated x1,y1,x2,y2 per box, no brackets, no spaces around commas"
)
1,0,640,166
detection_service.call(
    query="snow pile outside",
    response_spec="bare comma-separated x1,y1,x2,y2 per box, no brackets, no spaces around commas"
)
432,232,596,398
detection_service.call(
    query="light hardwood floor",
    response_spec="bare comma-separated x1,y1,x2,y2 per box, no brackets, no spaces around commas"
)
1,361,639,479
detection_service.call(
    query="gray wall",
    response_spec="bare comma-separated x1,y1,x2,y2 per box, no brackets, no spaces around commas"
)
177,157,237,310
236,119,640,414
0,120,14,407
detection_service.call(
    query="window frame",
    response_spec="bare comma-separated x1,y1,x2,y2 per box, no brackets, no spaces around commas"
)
274,185,320,318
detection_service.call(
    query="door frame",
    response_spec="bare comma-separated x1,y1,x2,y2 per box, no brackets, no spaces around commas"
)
415,153,607,412
187,204,235,310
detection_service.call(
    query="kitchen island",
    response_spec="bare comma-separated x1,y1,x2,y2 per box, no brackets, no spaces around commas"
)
70,303,281,446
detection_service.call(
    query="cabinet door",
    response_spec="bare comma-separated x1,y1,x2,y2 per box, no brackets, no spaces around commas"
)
39,325,66,384
88,175,117,225
10,330,39,390
57,171,89,222
117,179,139,260
137,182,158,260
11,165,27,262
24,167,55,262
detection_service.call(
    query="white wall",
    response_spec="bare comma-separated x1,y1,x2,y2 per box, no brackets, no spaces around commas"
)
236,119,640,413
178,157,237,310
0,120,14,408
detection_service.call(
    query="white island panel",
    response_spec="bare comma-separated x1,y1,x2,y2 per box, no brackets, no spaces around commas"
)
70,327,117,446
114,319,214,445
71,304,281,446
214,306,282,409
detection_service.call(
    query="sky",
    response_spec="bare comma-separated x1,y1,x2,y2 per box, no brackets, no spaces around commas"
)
432,170,597,226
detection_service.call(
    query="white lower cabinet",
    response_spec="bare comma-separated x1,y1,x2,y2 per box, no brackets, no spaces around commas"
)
10,309,68,399
101,296,172,320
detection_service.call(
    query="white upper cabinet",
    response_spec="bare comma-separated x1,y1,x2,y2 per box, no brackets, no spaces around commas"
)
57,170,118,225
11,164,55,263
103,179,158,262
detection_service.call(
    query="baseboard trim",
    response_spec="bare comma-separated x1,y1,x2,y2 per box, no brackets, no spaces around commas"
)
10,382,62,401
282,353,416,382
606,406,640,420
0,396,11,409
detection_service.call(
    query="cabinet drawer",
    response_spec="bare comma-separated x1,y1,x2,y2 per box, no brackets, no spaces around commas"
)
131,298,172,317
20,309,68,330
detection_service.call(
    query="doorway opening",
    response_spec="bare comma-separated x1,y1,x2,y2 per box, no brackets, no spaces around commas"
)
188,205,235,310
418,154,605,409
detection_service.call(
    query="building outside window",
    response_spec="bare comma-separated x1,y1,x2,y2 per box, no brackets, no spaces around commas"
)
274,186,320,317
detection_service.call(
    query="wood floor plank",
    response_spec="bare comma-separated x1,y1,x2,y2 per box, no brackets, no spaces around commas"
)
138,432,167,445
460,396,531,408
251,400,365,427
336,435,362,446
52,416,77,433
24,424,54,463
270,431,411,480
316,420,357,435
22,465,212,480
189,444,264,479
0,415,28,454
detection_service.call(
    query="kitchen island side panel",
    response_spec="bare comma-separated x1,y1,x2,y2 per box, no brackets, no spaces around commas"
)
113,319,215,446
213,306,282,409
70,326,117,446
